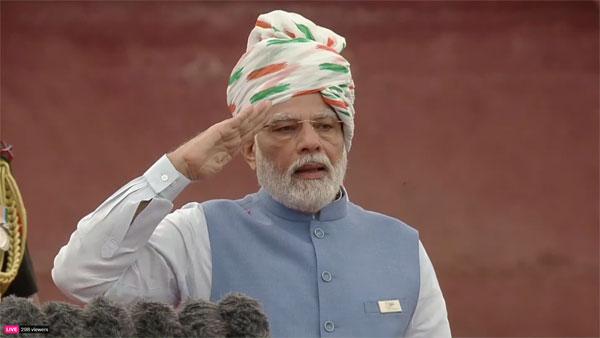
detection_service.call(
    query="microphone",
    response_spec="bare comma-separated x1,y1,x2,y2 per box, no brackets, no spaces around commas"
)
41,301,88,337
0,293,270,337
218,293,270,338
178,299,228,337
130,299,183,337
0,295,48,331
81,296,134,337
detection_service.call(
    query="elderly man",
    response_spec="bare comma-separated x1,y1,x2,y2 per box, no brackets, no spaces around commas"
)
53,10,451,338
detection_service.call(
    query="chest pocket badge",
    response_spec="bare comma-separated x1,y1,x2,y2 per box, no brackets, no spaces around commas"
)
378,299,402,314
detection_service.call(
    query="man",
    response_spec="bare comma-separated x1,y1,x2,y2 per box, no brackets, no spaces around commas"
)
53,10,451,338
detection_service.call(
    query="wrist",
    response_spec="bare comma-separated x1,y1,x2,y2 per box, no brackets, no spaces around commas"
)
166,151,191,180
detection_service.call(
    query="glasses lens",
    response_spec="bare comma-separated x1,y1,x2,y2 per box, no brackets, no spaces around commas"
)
312,118,341,132
266,118,342,141
269,120,300,134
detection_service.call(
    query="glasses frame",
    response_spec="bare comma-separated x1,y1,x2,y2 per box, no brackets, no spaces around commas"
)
261,117,344,142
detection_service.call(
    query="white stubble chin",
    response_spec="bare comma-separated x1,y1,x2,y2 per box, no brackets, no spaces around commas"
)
255,142,348,214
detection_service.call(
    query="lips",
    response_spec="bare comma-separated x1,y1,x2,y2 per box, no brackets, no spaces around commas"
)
294,163,327,173
293,162,328,179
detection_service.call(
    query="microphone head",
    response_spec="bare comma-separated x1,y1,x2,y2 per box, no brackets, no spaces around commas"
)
130,299,182,337
42,301,88,337
82,296,134,337
0,295,48,328
219,293,270,338
178,299,227,337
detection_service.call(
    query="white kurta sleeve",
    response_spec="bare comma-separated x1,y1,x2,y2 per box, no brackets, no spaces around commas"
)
52,155,212,306
404,241,452,338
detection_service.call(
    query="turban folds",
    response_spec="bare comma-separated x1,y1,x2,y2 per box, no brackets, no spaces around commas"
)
226,10,356,150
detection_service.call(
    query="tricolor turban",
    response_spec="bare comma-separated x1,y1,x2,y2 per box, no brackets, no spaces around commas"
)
226,10,356,150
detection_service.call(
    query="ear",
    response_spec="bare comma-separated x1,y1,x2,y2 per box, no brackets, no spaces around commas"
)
241,139,256,171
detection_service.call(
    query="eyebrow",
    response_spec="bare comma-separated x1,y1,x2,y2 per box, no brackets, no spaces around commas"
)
270,110,337,122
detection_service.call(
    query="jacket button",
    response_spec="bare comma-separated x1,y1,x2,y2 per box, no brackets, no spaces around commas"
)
323,320,335,332
321,271,332,282
314,228,325,238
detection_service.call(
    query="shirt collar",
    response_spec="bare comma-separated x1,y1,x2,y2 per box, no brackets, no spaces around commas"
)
257,186,348,222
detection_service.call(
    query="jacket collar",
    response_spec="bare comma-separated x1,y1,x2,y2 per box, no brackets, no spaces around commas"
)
257,186,349,222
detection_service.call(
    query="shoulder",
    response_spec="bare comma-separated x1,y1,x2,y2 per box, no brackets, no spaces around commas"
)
200,192,257,207
347,201,419,237
197,192,260,214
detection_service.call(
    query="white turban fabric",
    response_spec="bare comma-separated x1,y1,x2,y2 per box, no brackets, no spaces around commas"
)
226,10,356,150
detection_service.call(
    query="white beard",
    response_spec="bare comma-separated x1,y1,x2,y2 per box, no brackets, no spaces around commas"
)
255,143,348,214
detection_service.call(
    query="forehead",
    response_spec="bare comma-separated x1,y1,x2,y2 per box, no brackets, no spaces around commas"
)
267,93,336,120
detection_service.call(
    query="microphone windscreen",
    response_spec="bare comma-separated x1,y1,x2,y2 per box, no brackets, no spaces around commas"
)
130,299,182,337
219,293,270,338
82,296,134,337
0,295,48,331
42,301,88,337
178,299,227,337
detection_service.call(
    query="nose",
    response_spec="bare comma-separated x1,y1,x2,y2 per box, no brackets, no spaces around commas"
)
296,121,322,154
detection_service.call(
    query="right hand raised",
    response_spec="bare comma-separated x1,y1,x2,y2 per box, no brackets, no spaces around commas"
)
167,101,273,181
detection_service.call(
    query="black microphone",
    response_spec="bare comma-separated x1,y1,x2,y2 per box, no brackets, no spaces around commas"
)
178,298,228,337
130,299,183,337
42,301,88,337
0,295,48,337
81,296,134,337
218,293,270,338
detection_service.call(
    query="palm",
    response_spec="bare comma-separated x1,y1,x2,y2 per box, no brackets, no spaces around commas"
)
169,101,272,181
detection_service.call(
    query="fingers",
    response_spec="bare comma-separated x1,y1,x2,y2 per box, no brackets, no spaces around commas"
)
217,100,272,145
237,100,273,140
237,100,272,127
248,100,273,129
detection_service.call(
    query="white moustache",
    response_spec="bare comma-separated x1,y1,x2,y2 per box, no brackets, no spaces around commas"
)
289,154,334,176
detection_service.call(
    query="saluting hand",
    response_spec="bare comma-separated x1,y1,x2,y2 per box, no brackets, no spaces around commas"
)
167,101,272,181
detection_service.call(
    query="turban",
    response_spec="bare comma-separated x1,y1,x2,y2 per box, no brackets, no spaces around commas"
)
226,10,356,150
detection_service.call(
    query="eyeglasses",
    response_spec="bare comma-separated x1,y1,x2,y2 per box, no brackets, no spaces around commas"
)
262,117,344,142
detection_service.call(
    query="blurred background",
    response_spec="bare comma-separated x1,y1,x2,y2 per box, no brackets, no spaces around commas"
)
1,1,598,337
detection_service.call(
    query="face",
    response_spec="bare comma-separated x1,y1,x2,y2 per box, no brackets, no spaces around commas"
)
243,93,348,214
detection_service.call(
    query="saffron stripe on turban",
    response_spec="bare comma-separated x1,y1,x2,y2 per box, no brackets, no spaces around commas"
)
226,10,356,150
